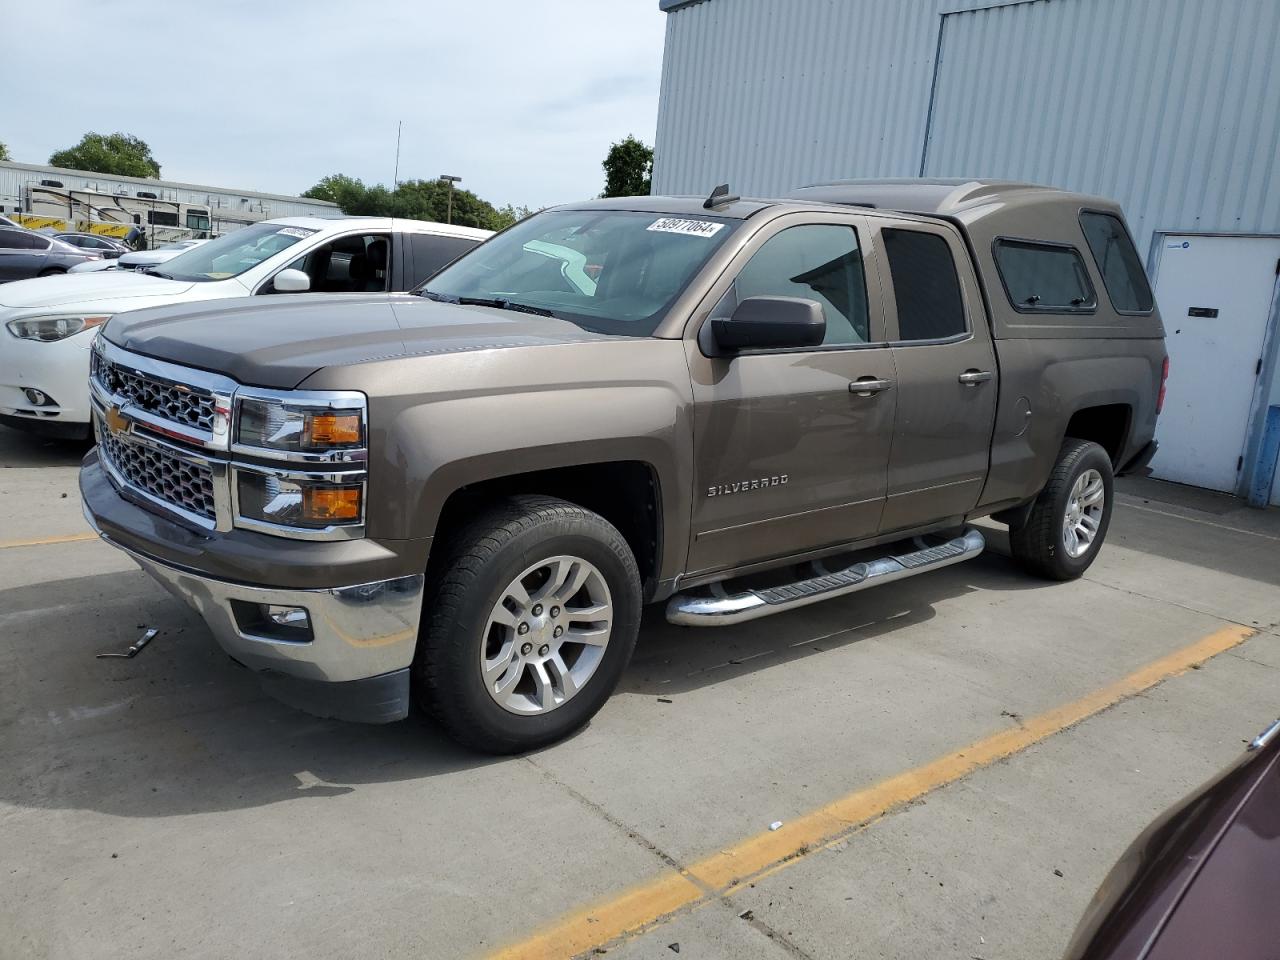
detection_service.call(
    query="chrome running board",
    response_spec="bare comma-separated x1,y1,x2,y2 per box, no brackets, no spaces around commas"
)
665,528,985,627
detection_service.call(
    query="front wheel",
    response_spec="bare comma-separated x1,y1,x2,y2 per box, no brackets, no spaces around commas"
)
1009,439,1114,581
414,495,642,754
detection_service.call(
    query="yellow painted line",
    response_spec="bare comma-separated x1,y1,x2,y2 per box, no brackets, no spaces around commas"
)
487,624,1255,960
0,532,98,550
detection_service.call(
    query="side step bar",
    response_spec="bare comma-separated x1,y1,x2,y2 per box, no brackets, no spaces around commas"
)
665,528,985,627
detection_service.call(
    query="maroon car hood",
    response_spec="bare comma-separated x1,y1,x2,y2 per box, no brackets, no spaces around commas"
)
1063,729,1280,960
1145,747,1280,959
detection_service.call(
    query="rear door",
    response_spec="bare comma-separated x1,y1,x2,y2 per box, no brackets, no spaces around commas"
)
0,230,46,280
866,218,998,533
683,212,898,576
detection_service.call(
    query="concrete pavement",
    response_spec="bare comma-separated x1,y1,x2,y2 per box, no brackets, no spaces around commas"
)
1,425,1276,959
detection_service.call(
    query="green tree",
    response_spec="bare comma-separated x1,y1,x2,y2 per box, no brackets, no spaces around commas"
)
49,132,161,178
0,142,10,162
301,174,516,231
601,135,653,198
301,173,370,212
494,203,536,230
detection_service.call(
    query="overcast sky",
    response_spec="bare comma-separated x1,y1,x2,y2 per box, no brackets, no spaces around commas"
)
1,0,667,209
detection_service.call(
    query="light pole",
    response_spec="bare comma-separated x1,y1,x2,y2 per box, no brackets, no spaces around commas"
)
439,174,461,224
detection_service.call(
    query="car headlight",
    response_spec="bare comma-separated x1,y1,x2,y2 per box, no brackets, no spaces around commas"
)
236,471,364,530
236,395,365,454
6,315,111,342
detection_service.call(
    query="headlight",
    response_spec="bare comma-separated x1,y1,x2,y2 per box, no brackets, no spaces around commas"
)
6,315,111,342
236,395,365,454
236,472,364,530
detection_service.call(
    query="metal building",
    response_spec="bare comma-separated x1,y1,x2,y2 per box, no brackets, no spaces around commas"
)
654,0,1280,504
0,161,338,241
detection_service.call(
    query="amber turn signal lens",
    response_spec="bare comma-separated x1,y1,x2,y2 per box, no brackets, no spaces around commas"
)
302,486,362,522
305,412,361,446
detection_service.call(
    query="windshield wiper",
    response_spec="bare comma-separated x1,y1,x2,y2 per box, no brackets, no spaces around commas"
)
456,296,557,318
418,290,557,318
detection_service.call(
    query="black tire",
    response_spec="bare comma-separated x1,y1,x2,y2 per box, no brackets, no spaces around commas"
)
1008,438,1114,581
414,495,642,754
37,267,66,277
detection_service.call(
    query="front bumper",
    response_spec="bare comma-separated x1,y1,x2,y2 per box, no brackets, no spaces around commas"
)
0,326,96,429
81,452,426,723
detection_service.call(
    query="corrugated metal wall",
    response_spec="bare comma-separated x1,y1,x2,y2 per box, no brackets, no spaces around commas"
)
654,0,1280,257
923,0,1280,257
653,0,953,197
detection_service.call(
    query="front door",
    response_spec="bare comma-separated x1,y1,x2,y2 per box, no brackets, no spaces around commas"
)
867,220,998,532
684,215,897,577
1151,235,1280,492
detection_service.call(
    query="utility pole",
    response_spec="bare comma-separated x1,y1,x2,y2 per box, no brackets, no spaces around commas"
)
393,121,402,188
440,174,462,224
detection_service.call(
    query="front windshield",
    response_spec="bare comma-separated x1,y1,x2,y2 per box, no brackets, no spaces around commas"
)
157,222,317,282
420,209,737,336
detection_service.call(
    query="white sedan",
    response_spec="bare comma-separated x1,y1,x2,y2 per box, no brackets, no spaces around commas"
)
68,239,210,274
0,216,490,437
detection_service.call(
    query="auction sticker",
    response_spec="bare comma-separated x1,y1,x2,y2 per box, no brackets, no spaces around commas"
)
647,217,725,238
276,227,317,239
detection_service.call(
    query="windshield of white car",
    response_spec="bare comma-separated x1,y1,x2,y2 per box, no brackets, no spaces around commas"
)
158,223,318,282
419,209,737,336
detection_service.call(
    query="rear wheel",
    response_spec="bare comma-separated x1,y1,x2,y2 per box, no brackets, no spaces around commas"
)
414,495,642,753
37,267,66,277
1009,438,1114,580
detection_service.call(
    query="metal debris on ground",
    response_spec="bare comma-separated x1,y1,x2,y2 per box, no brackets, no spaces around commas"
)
1053,868,1064,877
769,821,783,831
657,697,673,704
96,628,158,659
739,910,754,921
668,943,680,953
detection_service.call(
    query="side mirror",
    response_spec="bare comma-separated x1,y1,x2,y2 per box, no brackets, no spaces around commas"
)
272,268,311,293
710,296,826,352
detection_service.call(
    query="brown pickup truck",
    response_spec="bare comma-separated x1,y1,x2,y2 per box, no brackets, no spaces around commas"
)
80,180,1167,753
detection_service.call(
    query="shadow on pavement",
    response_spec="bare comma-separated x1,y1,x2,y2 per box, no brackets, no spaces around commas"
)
0,423,92,468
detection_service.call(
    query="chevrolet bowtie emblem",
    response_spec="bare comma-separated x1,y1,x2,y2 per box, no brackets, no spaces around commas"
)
105,405,129,436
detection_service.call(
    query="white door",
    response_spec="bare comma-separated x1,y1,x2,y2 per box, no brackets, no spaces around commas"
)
1150,235,1280,492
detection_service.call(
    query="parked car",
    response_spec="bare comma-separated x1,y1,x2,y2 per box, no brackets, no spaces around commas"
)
55,233,131,259
0,217,490,437
0,227,100,281
69,240,212,274
1063,716,1280,959
79,180,1166,752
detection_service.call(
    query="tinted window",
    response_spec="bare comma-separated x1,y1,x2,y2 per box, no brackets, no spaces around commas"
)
1079,212,1153,312
993,240,1096,313
0,230,47,250
147,210,179,227
411,234,479,283
723,224,869,345
882,229,967,341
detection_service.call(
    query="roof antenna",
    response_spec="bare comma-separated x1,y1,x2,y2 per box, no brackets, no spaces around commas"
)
703,183,740,209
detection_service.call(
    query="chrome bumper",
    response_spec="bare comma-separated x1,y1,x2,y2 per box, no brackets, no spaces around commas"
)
85,506,424,686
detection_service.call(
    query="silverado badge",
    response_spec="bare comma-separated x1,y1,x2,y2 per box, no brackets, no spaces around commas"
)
707,475,788,497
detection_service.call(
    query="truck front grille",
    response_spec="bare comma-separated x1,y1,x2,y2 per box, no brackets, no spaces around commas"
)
99,427,217,522
92,352,218,432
